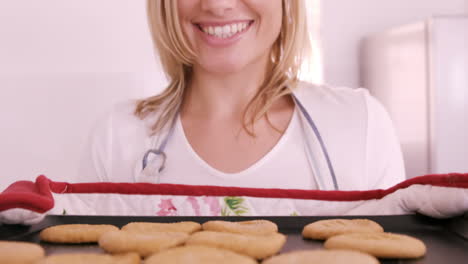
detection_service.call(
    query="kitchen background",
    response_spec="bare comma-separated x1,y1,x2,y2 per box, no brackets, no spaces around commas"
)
1,0,467,189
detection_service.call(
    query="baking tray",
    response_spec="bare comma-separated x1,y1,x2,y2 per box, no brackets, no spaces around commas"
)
1,214,467,263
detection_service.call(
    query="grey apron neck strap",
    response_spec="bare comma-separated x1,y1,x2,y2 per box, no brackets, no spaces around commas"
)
159,111,179,153
292,93,339,190
142,110,179,171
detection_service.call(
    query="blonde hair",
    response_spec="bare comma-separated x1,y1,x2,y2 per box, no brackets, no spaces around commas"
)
136,0,312,135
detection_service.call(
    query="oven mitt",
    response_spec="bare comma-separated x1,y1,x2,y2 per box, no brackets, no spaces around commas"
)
1,174,467,225
0,177,53,225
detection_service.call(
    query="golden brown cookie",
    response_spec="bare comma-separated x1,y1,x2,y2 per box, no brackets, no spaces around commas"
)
202,220,278,235
302,219,384,240
40,224,119,243
98,230,189,257
122,221,201,234
186,230,286,259
324,232,426,258
35,253,140,264
262,249,380,264
145,245,258,264
0,241,45,264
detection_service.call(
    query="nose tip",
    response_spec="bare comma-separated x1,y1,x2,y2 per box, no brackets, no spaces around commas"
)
200,0,236,17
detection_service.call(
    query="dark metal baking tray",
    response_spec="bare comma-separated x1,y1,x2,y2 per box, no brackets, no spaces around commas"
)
1,214,467,263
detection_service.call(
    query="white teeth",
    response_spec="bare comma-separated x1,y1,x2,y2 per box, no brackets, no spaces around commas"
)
223,25,231,35
214,26,222,36
231,24,237,34
200,22,250,39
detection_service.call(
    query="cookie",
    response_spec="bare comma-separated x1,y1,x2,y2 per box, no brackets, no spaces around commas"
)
145,245,258,264
262,249,380,264
40,224,119,243
324,232,426,258
98,230,189,257
202,220,278,235
35,253,140,264
0,241,45,264
122,221,201,234
302,219,384,240
186,230,286,259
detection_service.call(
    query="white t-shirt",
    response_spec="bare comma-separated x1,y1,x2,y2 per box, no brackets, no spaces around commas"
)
76,82,405,190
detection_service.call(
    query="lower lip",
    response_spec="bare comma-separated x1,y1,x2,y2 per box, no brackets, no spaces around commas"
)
195,22,253,47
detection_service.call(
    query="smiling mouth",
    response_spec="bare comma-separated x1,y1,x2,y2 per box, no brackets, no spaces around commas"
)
195,21,254,39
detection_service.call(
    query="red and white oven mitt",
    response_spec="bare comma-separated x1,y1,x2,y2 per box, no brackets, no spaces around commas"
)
1,174,467,225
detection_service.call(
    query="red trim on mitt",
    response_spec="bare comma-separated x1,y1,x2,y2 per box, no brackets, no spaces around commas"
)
1,174,468,214
0,175,54,213
49,173,468,201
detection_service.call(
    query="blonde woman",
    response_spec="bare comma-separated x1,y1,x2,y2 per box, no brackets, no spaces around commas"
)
79,0,405,191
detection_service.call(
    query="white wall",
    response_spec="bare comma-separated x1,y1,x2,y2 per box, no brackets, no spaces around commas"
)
0,0,161,75
0,0,167,189
321,0,467,88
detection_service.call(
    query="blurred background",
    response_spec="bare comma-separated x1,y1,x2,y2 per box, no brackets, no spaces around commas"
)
0,0,467,189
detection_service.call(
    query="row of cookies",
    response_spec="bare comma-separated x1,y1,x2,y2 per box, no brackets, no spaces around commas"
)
0,240,141,264
0,220,285,263
98,220,287,260
302,219,427,259
0,218,427,263
145,220,285,263
145,220,379,264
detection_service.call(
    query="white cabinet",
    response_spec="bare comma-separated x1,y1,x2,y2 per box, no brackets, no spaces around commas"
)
361,16,468,177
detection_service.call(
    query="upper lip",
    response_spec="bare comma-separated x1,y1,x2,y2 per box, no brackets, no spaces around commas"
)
194,20,254,27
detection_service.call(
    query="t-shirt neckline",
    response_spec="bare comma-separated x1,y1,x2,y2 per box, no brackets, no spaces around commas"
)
175,106,299,178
